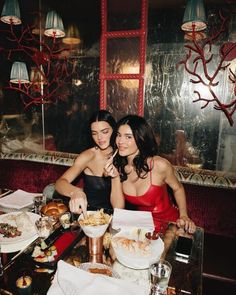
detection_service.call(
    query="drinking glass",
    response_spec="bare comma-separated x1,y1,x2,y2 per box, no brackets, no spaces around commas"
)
35,217,53,238
149,259,172,295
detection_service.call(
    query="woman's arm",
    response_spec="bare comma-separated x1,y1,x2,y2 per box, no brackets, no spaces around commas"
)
154,157,196,233
55,151,92,214
104,159,125,209
110,175,125,208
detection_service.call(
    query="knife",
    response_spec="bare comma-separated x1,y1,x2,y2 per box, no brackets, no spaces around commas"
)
3,224,64,271
3,237,39,271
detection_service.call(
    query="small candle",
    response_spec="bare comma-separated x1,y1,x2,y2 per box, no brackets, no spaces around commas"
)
16,276,32,295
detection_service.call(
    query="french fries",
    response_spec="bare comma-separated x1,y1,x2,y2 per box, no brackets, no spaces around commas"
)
79,209,110,226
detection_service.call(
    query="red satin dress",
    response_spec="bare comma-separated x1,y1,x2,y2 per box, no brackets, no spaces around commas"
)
124,168,179,232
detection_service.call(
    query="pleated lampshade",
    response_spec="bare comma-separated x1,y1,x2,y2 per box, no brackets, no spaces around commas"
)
44,10,65,38
62,23,81,45
181,0,207,32
0,0,21,25
10,62,29,84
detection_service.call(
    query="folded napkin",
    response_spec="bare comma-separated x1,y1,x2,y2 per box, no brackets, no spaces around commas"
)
47,260,147,295
0,189,39,209
112,208,155,231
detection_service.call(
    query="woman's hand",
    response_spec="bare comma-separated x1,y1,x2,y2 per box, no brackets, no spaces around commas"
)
69,189,88,217
176,216,196,234
104,155,119,178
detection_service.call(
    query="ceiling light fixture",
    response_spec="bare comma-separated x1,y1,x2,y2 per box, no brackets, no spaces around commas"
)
181,0,207,32
44,10,65,38
62,23,81,45
0,0,21,25
10,62,29,84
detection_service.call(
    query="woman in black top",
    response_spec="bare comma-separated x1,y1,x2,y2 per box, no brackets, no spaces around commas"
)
55,110,119,215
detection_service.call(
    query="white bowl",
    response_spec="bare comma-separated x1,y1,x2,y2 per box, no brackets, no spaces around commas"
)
111,229,164,269
78,211,112,238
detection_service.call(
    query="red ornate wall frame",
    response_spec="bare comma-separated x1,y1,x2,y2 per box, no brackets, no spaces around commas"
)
99,0,148,115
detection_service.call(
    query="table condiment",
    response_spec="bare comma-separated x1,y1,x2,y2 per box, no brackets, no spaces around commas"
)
16,276,32,295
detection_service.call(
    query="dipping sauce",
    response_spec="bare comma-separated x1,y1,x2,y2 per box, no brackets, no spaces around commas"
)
59,212,71,229
145,231,159,240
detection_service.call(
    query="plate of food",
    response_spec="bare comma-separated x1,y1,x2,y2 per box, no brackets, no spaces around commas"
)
31,229,83,268
0,211,40,244
78,210,112,238
111,228,164,269
79,262,120,278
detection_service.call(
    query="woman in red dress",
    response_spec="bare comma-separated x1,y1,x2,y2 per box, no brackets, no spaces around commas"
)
106,115,195,233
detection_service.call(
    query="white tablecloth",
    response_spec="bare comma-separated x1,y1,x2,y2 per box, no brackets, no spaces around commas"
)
47,260,148,295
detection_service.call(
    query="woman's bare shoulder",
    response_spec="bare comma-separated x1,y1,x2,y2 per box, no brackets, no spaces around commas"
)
74,147,95,164
152,156,173,171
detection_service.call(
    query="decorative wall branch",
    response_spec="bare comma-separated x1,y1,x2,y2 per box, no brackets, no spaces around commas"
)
178,9,236,126
0,23,76,109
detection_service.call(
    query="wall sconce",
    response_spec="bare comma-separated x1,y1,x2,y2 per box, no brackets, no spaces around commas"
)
44,10,65,38
181,0,207,32
0,0,21,25
62,23,81,45
10,62,29,84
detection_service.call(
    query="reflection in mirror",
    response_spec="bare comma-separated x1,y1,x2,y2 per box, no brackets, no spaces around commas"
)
0,0,235,185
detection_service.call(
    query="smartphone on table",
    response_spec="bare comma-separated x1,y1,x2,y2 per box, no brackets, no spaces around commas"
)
174,235,193,262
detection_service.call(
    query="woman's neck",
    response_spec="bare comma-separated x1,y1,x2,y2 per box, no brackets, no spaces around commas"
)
99,146,113,159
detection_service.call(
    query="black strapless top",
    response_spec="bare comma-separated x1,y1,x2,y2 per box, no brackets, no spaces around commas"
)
83,174,112,210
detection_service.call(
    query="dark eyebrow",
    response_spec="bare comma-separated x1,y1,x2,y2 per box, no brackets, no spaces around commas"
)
92,127,110,133
101,128,110,132
117,131,133,136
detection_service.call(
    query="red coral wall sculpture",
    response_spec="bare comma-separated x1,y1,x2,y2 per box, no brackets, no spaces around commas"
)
0,23,75,109
179,9,236,126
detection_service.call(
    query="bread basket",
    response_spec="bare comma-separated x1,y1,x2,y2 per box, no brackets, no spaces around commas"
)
41,201,68,220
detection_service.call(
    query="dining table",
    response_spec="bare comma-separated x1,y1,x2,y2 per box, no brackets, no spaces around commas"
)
0,191,204,295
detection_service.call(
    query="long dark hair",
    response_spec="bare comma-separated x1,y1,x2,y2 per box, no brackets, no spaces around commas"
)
88,109,117,149
114,115,159,181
